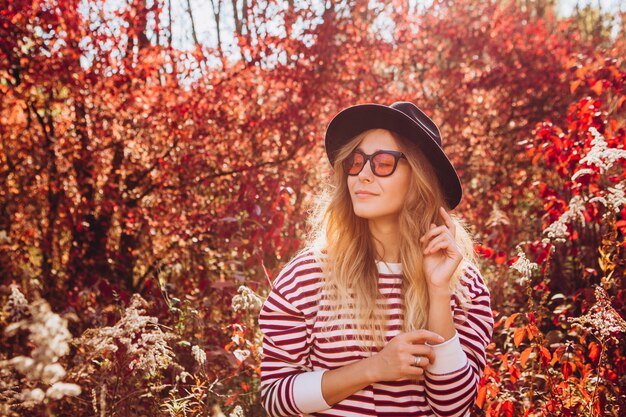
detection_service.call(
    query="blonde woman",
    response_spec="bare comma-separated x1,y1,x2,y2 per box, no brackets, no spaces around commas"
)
259,102,494,417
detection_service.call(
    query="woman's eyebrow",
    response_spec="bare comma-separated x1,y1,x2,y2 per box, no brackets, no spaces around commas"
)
354,147,397,152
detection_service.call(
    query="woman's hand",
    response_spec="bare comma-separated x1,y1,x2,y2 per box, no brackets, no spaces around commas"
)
368,330,444,382
420,206,463,294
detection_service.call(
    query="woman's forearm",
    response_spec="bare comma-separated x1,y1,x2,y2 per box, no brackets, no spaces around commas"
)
427,290,456,340
320,328,443,406
320,356,378,406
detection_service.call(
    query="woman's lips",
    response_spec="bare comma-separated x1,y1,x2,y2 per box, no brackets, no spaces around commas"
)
355,190,378,197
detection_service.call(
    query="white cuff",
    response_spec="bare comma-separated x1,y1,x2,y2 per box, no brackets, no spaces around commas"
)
426,332,468,374
293,370,331,413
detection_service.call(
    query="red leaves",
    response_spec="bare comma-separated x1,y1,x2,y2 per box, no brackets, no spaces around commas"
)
562,361,574,380
504,313,520,329
520,347,533,368
587,341,601,364
475,244,508,265
476,384,488,408
513,327,526,348
539,346,551,366
475,243,495,259
494,251,507,265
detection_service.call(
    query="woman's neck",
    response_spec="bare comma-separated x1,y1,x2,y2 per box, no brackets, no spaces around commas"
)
368,217,402,263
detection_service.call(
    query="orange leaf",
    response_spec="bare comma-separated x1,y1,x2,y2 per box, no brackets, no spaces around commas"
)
591,80,603,96
502,400,515,417
520,346,533,368
476,384,488,408
504,313,520,329
551,345,564,366
570,79,582,94
588,341,601,363
495,251,507,265
509,364,520,384
539,346,551,365
563,362,573,379
514,327,526,348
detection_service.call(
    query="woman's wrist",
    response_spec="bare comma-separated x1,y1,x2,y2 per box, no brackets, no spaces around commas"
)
428,286,452,300
360,355,380,384
321,355,380,406
427,289,456,340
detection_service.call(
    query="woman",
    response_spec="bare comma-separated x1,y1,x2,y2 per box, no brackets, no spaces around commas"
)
259,102,494,417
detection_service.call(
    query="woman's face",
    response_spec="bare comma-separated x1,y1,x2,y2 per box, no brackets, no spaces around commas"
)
346,129,411,223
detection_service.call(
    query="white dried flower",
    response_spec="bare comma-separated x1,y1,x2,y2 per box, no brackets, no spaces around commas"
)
191,345,206,366
45,382,81,400
232,349,250,363
77,294,175,378
542,217,569,244
176,371,193,383
567,195,587,223
8,356,35,374
589,183,626,214
231,286,262,312
580,128,626,174
571,167,595,181
569,287,626,344
605,183,626,210
486,203,511,228
511,248,538,281
21,388,45,402
5,284,29,322
41,363,66,384
229,405,245,417
1,298,78,403
542,195,587,244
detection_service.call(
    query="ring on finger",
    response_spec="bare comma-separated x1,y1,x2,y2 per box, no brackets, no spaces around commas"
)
413,355,422,367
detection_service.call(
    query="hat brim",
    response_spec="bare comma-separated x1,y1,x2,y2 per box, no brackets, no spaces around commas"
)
324,104,462,209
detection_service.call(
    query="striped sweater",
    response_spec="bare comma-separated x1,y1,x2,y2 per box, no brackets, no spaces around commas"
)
259,250,493,417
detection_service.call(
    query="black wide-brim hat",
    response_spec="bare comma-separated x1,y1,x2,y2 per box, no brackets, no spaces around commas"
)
324,102,463,209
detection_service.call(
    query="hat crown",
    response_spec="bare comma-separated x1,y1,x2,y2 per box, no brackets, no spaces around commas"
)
390,102,442,147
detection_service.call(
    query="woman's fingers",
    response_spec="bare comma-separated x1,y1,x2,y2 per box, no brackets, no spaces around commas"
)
407,345,435,365
425,224,447,238
402,329,445,345
419,207,457,245
423,234,450,254
439,206,456,237
377,330,446,381
419,225,448,244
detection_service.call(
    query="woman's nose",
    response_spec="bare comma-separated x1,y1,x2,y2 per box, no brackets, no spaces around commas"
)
358,161,374,181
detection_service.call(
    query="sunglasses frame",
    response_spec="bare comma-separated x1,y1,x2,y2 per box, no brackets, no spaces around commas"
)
343,149,407,177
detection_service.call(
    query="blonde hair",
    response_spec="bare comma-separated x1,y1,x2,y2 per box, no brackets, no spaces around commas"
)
307,129,476,349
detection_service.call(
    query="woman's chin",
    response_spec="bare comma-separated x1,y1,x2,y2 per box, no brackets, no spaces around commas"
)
353,209,396,222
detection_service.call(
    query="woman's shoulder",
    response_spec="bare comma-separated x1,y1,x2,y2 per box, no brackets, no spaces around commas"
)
270,247,327,297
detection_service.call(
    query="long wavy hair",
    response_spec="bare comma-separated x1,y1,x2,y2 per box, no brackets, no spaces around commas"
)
307,128,476,349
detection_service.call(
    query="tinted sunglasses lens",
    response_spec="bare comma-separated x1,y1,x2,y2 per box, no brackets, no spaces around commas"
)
372,152,396,176
344,152,365,175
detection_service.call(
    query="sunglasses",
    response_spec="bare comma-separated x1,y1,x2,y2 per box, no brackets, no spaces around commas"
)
343,149,407,177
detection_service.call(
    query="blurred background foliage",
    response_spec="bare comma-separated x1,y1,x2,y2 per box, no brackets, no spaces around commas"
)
0,0,625,415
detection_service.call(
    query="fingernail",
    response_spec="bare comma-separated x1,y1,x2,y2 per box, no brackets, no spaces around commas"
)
438,335,445,342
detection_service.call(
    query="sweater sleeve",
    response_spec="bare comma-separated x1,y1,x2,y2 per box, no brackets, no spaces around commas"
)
258,255,330,417
424,262,494,417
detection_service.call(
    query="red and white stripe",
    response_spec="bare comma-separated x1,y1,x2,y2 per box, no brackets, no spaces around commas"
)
259,251,493,417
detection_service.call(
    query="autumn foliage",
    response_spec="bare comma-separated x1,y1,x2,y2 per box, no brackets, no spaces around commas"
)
1,0,625,416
